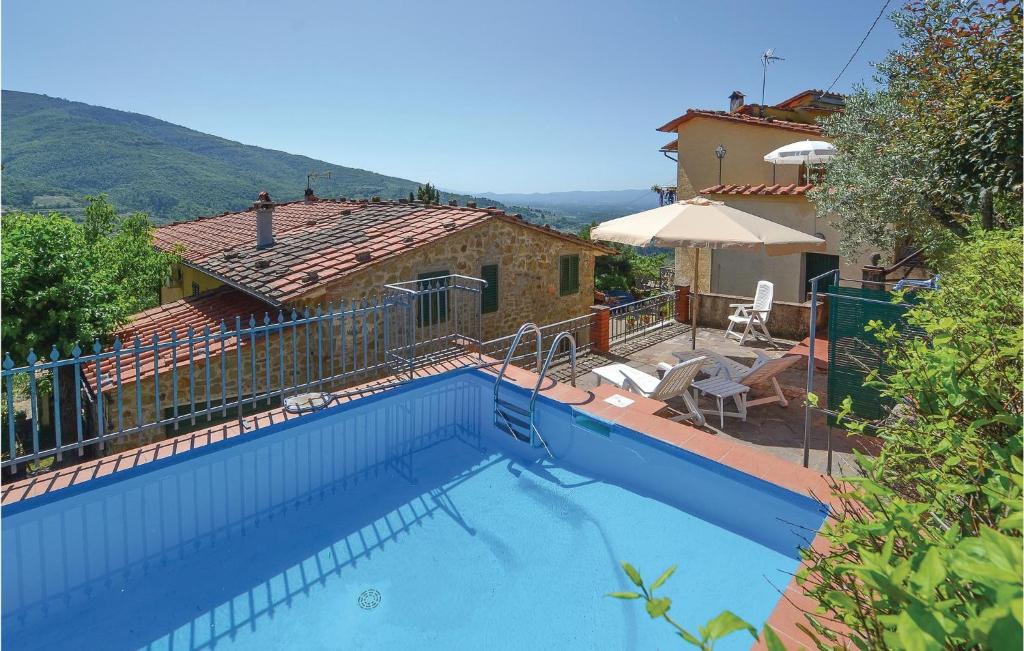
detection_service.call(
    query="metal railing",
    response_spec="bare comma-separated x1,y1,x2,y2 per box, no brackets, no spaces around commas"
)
861,247,927,287
481,313,593,371
1,274,680,478
609,291,676,345
383,274,487,370
1,276,486,476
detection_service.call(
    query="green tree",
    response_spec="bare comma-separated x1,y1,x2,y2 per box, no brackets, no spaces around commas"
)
579,222,668,293
416,182,440,204
2,196,178,440
800,228,1022,649
811,0,1022,258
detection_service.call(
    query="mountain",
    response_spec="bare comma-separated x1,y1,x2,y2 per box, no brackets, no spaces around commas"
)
0,90,553,225
478,189,662,226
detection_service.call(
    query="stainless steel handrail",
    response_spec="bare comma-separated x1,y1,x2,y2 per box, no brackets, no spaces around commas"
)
527,332,576,456
492,322,543,405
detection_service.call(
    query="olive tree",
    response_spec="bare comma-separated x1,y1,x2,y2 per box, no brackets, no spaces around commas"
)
811,0,1022,258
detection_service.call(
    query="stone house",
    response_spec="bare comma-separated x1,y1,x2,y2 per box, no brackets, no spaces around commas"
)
656,89,879,303
89,193,610,446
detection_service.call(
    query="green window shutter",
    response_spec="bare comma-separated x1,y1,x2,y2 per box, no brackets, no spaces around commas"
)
559,255,580,296
417,270,449,326
481,264,499,314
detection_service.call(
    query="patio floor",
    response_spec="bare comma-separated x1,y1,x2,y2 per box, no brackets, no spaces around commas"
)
548,323,879,476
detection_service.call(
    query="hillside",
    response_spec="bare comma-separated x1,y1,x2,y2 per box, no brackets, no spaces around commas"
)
0,90,554,225
479,188,661,225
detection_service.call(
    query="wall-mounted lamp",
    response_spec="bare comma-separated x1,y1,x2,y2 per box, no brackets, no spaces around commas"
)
714,145,727,185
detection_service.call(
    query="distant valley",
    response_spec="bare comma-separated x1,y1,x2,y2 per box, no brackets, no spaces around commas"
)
479,189,661,228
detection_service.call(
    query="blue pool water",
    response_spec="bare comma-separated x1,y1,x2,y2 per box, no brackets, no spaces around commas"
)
2,369,826,650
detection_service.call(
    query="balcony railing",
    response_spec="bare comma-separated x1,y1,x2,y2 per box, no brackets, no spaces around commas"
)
608,291,677,345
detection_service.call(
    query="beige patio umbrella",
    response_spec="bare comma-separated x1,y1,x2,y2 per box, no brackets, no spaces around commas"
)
591,197,826,349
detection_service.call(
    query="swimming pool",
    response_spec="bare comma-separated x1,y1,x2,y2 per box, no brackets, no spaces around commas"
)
2,368,826,650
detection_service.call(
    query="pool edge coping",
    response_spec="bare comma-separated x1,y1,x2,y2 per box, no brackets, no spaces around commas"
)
1,353,848,648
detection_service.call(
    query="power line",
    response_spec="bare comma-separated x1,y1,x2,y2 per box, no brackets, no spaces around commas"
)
826,0,893,93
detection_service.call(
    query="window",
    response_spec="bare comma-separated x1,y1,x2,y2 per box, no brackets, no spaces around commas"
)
191,281,201,298
559,255,580,296
799,164,826,185
480,264,499,314
417,270,449,326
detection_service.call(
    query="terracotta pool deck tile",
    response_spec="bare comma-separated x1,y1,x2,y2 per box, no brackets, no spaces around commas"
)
666,429,736,462
716,446,833,498
588,385,667,416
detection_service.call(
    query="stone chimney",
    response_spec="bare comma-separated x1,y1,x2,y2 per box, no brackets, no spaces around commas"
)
729,90,745,113
303,187,318,203
253,191,275,249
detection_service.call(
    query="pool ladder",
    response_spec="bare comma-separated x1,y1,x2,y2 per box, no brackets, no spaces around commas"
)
493,323,577,458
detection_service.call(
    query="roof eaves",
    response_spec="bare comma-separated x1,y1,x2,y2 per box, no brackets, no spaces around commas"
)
774,88,847,110
699,183,815,197
179,259,284,308
656,109,822,135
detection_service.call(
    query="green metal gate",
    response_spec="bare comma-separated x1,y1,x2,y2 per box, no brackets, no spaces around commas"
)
826,286,919,421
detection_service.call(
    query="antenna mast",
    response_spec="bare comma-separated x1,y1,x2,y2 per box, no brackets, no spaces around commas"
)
306,170,332,191
760,49,784,117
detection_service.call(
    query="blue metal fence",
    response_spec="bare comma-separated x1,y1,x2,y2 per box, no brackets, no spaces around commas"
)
1,276,487,476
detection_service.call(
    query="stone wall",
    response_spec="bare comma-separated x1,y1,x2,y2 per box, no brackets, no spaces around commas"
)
294,217,599,342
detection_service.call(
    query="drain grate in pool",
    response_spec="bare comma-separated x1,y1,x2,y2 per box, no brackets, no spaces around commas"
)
358,588,381,610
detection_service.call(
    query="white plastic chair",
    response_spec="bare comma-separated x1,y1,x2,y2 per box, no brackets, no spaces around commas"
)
725,280,775,345
592,356,707,426
674,349,799,425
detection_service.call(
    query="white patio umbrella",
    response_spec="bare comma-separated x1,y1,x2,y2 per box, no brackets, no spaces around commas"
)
763,140,836,165
591,197,826,349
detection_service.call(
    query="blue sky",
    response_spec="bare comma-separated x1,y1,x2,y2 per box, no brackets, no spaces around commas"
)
2,0,899,193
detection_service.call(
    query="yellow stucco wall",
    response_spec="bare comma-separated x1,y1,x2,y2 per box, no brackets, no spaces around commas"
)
708,195,876,302
666,114,891,302
674,118,821,198
161,264,224,303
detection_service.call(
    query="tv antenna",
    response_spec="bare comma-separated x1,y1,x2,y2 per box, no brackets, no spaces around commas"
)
760,49,785,116
307,170,332,191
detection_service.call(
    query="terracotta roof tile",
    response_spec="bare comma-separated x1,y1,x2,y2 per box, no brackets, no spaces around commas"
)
699,183,815,197
156,200,611,305
773,89,846,110
656,109,823,135
84,287,282,389
154,200,364,262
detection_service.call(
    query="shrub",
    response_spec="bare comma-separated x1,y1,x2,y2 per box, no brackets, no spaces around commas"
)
800,228,1023,649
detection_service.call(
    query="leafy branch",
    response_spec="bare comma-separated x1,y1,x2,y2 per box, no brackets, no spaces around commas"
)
608,562,787,650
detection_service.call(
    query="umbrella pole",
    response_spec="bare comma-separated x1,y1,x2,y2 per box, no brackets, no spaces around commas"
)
691,248,700,350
